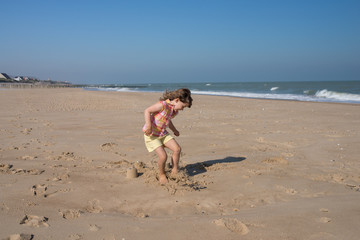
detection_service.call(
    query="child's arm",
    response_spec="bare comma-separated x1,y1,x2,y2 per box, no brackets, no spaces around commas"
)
168,120,180,136
144,102,163,136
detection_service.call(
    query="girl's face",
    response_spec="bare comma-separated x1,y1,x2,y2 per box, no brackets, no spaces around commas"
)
173,99,188,111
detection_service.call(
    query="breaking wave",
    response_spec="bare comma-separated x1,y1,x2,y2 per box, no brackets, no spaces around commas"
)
315,89,360,102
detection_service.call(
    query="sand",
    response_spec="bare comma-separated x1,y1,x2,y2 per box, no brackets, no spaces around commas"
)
0,88,359,240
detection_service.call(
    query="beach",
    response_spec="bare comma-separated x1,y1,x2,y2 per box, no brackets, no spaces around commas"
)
1,88,359,240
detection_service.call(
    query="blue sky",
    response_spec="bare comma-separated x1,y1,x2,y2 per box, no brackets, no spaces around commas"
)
1,0,360,84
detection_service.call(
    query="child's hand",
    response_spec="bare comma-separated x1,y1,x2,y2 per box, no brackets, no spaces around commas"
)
144,126,152,136
173,129,180,136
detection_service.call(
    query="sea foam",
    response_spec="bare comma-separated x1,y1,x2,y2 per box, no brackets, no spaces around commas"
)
315,89,360,102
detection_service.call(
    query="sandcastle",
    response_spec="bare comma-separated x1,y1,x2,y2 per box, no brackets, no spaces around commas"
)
126,167,138,178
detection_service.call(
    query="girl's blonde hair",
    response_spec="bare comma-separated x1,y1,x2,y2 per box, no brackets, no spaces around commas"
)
160,88,193,108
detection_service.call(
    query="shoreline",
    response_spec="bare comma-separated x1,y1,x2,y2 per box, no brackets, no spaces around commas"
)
2,82,360,104
83,80,360,105
83,87,360,105
1,88,359,239
3,86,359,106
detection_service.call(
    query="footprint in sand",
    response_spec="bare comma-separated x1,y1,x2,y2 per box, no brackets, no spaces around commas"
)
89,224,101,232
59,209,82,219
0,163,13,173
85,199,103,213
31,184,48,197
3,233,34,240
49,173,70,182
9,146,20,151
33,185,70,198
26,169,45,175
346,182,360,191
20,215,49,227
213,218,249,235
317,217,332,223
21,128,32,135
0,164,44,175
68,234,83,240
101,142,127,157
262,156,288,165
100,142,118,152
11,168,44,175
276,185,298,195
331,173,345,183
56,152,84,162
21,155,37,160
104,160,131,169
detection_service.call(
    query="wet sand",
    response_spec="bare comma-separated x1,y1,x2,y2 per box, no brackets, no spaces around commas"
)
1,88,359,240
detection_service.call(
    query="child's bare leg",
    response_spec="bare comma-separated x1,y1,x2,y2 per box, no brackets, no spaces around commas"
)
165,139,181,175
171,151,180,174
154,146,168,184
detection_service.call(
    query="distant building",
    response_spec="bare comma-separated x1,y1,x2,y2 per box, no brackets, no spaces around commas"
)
0,73,11,80
13,76,24,81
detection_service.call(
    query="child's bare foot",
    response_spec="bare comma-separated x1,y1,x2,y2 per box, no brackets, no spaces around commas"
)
171,168,178,175
169,169,178,180
158,174,168,185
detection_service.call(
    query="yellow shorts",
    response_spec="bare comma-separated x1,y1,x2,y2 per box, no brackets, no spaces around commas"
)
144,134,174,152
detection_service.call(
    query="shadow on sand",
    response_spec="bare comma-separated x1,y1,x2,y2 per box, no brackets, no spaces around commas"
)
184,156,246,176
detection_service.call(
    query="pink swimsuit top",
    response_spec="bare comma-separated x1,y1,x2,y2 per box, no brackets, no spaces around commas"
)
143,99,178,137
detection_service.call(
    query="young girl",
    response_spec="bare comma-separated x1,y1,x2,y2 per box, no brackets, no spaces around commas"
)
143,88,193,184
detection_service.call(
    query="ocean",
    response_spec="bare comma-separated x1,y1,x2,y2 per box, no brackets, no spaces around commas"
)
84,80,360,104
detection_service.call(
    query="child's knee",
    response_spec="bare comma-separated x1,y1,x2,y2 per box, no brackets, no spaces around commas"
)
159,153,167,161
156,149,167,161
173,146,181,154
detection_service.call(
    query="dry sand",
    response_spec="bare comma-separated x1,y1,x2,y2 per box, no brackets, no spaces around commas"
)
0,88,359,240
